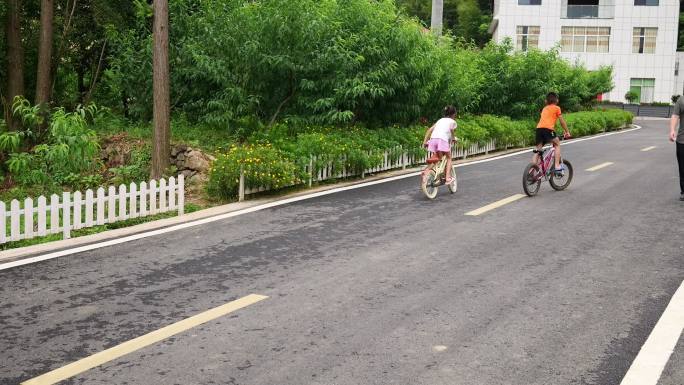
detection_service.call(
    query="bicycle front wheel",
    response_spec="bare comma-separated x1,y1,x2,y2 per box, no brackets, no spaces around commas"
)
421,170,439,200
550,159,573,191
523,163,542,197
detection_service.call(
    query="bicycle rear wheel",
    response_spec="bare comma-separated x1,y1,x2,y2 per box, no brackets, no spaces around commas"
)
421,170,439,200
549,159,573,191
523,163,542,197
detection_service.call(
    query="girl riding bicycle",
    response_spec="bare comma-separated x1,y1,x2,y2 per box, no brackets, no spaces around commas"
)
422,105,458,183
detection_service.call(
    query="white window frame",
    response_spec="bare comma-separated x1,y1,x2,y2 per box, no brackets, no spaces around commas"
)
516,26,540,51
632,27,657,54
561,26,610,53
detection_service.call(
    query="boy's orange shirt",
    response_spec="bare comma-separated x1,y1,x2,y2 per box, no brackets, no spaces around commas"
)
537,105,562,130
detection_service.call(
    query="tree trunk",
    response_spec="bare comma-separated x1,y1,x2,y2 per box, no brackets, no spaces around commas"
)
6,0,25,130
35,0,54,107
431,0,444,36
152,0,170,179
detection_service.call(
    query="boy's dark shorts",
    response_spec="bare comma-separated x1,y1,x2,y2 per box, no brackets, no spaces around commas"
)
535,128,557,145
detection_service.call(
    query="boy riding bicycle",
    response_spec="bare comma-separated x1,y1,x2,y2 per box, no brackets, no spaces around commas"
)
422,105,458,184
535,92,571,175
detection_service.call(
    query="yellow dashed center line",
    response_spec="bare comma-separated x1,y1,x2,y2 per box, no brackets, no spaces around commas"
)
23,294,269,385
586,162,614,172
465,194,526,216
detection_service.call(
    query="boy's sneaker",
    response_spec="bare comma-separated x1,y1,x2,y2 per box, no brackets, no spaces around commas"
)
680,193,684,201
554,167,565,177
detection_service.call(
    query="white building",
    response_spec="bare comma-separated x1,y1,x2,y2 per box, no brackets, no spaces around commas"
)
490,0,682,103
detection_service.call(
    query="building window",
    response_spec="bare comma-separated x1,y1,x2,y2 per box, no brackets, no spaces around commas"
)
518,0,542,5
630,78,655,103
561,26,610,53
516,26,540,51
633,28,657,54
634,0,658,5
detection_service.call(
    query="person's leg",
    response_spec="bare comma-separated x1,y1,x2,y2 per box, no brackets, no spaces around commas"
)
552,137,561,169
677,141,684,194
445,152,453,181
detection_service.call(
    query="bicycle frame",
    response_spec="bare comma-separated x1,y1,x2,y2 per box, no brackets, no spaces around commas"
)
425,153,450,185
536,145,556,178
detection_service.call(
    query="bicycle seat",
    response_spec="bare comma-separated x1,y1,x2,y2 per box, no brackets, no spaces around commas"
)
427,155,441,164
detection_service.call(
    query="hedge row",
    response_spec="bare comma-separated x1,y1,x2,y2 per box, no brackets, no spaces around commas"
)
207,110,633,199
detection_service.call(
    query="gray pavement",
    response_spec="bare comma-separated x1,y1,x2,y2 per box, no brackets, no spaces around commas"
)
0,121,682,385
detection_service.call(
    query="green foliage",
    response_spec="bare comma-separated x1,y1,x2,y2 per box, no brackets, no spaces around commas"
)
101,0,610,128
206,110,632,199
109,147,151,186
207,144,301,199
3,98,101,188
625,91,639,104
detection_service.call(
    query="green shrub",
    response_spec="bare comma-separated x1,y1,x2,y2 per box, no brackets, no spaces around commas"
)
207,144,301,199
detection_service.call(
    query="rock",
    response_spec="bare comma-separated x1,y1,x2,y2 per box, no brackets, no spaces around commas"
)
185,150,210,173
177,153,186,161
171,146,179,157
189,173,208,185
176,144,188,153
181,170,194,179
207,154,216,162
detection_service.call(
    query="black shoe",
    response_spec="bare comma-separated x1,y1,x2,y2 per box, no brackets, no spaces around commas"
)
680,193,684,201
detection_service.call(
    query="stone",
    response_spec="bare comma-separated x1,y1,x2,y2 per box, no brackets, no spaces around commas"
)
189,173,208,185
181,170,194,179
177,153,186,161
185,150,210,172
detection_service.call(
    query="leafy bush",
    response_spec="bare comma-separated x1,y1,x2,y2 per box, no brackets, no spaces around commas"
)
625,91,639,104
103,0,613,127
205,110,632,199
207,144,301,199
1,98,102,189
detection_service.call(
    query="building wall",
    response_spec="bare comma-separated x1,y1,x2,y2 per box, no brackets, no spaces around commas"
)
492,0,680,103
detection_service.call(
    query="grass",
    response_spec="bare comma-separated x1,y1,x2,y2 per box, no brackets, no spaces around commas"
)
95,116,238,154
0,203,202,251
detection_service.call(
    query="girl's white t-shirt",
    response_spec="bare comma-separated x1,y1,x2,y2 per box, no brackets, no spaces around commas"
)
431,118,457,141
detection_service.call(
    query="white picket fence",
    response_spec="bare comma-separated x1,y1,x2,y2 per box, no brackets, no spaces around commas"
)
241,139,510,199
0,175,185,244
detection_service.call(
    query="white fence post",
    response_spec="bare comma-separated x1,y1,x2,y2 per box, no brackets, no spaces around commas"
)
140,182,148,216
0,201,6,244
238,167,245,202
73,191,82,230
119,185,127,220
62,192,71,240
50,195,60,234
150,180,158,215
129,183,138,219
85,189,94,227
10,200,20,241
24,198,34,239
108,186,116,223
178,174,185,215
168,177,176,210
38,196,47,236
159,178,167,213
96,188,105,226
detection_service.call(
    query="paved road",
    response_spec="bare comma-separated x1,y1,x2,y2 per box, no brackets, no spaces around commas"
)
1,120,682,385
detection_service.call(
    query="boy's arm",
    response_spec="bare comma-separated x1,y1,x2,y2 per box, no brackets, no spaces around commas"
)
559,116,570,136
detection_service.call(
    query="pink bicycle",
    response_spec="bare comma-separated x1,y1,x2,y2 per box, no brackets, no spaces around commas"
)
522,141,574,197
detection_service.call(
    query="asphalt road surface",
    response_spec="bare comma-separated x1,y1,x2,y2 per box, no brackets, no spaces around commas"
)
1,120,682,385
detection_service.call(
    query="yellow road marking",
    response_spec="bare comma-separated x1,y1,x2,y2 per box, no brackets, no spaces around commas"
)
641,146,657,152
23,294,268,385
465,194,526,216
586,162,614,172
